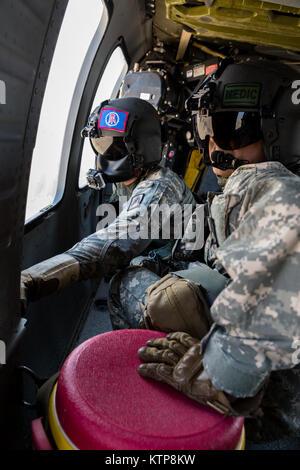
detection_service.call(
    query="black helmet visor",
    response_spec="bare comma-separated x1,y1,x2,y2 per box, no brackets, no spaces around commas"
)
91,136,128,160
96,153,134,182
197,111,262,150
90,136,134,183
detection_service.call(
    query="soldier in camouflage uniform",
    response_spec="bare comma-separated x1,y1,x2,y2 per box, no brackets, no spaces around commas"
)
20,98,196,327
136,59,300,437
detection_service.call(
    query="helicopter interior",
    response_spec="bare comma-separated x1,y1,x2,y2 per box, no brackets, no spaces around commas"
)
0,0,300,450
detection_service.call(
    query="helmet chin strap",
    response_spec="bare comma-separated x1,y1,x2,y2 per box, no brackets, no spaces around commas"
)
209,150,249,171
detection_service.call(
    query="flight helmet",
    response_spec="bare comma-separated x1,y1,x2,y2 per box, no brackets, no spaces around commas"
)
81,97,162,189
189,58,300,172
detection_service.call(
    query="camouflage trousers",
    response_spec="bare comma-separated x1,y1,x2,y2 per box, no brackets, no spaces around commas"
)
107,266,160,330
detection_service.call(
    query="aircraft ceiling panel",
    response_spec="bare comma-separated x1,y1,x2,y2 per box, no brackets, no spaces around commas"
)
153,0,183,43
165,0,300,52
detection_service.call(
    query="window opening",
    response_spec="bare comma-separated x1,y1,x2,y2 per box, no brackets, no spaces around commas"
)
26,0,107,222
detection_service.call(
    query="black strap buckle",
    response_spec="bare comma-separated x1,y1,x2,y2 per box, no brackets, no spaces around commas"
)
86,169,106,190
17,365,47,409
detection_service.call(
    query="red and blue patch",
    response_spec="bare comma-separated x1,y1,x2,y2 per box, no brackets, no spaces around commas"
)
98,108,129,133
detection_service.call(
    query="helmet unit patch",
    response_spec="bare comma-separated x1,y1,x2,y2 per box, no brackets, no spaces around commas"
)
98,108,129,132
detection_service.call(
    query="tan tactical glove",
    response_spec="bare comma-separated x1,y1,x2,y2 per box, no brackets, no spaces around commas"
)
20,253,80,310
138,332,266,417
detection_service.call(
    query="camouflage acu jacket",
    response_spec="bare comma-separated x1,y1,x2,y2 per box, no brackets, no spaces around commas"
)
67,166,195,280
200,161,300,397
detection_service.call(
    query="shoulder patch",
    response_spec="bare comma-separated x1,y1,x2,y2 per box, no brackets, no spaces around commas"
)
128,194,144,211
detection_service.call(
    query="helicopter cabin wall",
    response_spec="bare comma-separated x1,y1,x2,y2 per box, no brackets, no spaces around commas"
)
0,0,152,449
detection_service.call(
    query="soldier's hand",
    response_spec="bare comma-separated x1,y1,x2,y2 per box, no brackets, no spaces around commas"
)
138,332,267,417
19,253,81,314
138,332,240,416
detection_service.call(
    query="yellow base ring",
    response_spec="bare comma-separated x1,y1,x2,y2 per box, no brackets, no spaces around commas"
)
236,426,246,450
48,383,76,450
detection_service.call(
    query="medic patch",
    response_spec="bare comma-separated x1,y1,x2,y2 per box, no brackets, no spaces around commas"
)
223,83,261,107
98,108,129,133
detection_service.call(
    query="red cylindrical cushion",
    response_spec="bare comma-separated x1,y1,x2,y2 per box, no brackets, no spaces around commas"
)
55,329,244,450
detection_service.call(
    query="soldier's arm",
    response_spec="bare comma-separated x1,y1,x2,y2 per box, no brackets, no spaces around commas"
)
198,176,300,398
20,177,183,306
